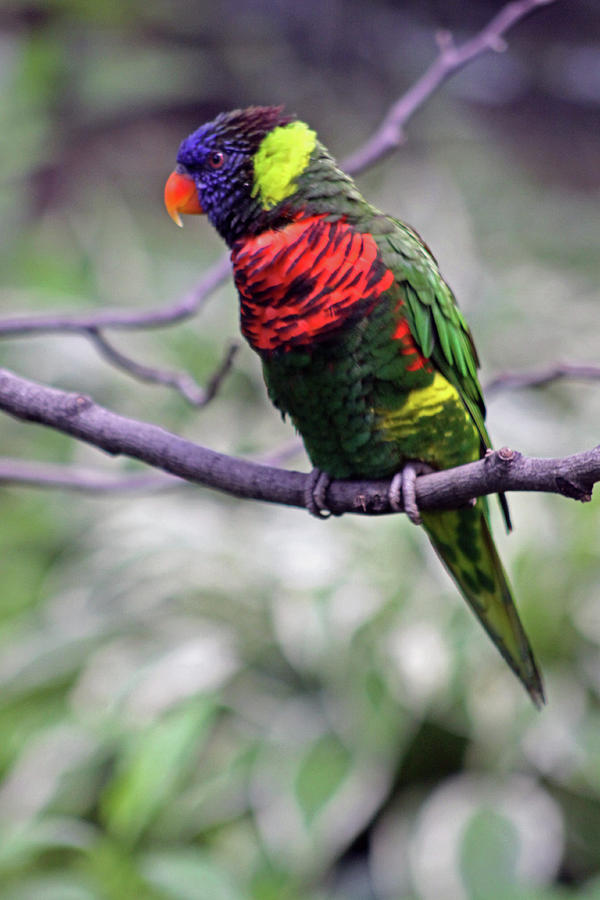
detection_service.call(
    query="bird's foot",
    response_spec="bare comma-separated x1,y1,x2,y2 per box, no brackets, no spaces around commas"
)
389,461,433,525
305,468,332,519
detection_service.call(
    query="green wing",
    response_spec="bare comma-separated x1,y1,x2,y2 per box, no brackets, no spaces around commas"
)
380,217,488,443
376,215,511,530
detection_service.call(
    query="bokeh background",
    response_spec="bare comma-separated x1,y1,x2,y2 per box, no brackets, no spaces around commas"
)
1,1,600,897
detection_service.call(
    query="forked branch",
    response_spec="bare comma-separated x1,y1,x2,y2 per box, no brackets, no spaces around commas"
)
343,0,559,174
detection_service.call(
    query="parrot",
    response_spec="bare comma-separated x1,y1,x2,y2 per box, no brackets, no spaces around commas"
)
164,106,544,706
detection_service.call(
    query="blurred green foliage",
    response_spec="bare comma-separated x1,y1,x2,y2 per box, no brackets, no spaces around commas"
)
1,1,600,897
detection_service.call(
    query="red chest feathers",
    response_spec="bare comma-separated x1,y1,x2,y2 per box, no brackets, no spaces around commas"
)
231,215,394,353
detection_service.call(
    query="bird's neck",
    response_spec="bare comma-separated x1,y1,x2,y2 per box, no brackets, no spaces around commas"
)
216,148,373,247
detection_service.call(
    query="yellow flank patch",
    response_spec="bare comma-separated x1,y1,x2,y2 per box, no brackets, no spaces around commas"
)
252,121,316,209
377,372,468,444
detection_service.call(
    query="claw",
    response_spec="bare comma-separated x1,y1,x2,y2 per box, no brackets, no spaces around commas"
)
305,468,332,519
389,461,433,525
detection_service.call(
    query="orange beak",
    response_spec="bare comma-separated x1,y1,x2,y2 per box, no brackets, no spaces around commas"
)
164,169,204,227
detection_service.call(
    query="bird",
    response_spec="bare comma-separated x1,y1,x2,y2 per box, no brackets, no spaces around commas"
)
164,105,544,706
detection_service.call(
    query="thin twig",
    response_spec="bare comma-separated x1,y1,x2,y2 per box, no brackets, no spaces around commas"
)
0,458,181,493
486,363,600,398
199,341,240,407
343,0,559,175
0,368,596,513
87,329,239,407
255,438,304,468
0,255,230,337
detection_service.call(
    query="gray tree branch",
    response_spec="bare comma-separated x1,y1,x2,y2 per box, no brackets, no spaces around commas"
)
342,0,559,174
485,362,600,397
0,368,596,510
0,255,230,337
0,458,180,493
87,329,239,407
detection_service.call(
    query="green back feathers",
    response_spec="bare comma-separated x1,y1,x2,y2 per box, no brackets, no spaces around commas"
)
379,219,488,448
376,218,512,530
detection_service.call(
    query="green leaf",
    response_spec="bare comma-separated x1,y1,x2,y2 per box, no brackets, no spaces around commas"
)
141,849,244,900
2,875,96,900
459,808,519,899
0,817,95,873
295,734,350,825
100,700,216,844
83,838,166,900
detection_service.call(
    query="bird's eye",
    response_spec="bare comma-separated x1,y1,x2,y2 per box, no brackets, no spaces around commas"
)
208,150,225,169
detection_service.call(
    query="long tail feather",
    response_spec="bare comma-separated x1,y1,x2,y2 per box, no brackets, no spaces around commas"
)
421,503,544,706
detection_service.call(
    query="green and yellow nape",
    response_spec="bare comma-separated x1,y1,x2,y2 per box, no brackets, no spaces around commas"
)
251,121,316,209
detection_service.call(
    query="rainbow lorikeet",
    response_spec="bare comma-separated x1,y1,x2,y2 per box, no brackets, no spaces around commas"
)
164,106,544,705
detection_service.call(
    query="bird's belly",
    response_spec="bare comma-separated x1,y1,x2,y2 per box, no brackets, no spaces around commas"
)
263,346,479,479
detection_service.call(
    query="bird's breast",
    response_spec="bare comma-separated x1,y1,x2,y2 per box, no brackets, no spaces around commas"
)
231,214,394,354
